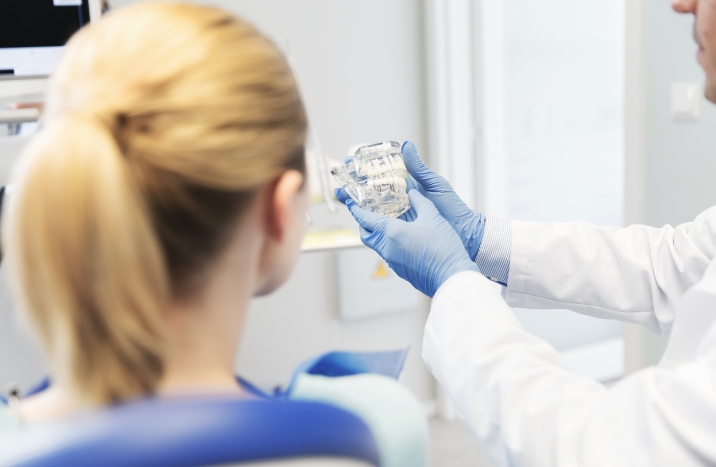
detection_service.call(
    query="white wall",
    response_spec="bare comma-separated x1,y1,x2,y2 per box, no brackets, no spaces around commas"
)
0,0,435,401
502,0,625,227
646,4,716,228
481,0,625,358
642,3,716,365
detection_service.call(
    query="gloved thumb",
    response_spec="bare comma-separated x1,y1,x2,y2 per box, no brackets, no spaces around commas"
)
346,200,391,234
402,141,441,189
407,189,441,220
334,187,351,205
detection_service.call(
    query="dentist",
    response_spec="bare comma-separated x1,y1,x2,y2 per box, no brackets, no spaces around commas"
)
337,0,716,465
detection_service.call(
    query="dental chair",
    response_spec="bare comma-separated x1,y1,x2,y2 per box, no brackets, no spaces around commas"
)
0,396,380,467
0,350,426,467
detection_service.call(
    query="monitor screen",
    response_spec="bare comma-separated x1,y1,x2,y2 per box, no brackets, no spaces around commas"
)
0,0,96,78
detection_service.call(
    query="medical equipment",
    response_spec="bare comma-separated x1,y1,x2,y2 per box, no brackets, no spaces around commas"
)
352,141,408,180
0,108,40,136
1,1,104,137
0,0,102,79
330,141,411,218
301,142,364,252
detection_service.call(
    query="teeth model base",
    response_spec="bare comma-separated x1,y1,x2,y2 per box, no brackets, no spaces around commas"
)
330,140,411,218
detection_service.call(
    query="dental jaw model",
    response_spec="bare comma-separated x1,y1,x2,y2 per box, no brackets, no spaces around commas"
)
330,141,411,218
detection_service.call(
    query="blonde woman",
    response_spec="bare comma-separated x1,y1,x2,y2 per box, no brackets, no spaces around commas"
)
0,3,426,466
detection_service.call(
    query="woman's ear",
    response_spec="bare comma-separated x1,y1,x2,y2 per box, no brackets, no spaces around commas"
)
253,169,307,296
265,170,305,241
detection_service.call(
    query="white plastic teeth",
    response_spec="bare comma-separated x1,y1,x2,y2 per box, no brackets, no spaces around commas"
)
365,173,408,190
357,154,407,178
329,140,411,218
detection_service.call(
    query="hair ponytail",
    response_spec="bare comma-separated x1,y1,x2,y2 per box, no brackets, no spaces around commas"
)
5,114,169,404
3,2,307,405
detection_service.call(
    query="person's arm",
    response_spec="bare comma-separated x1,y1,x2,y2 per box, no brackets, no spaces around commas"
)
457,210,710,336
474,217,511,286
424,270,716,467
396,141,716,335
502,210,716,335
338,150,716,465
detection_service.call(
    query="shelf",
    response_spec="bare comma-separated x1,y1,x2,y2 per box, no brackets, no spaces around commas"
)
301,228,363,253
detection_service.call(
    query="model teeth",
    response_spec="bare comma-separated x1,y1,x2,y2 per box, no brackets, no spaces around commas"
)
347,142,409,193
360,171,408,193
355,155,408,178
329,140,411,218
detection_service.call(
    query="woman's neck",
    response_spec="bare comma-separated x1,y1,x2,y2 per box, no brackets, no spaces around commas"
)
159,221,263,396
20,209,268,423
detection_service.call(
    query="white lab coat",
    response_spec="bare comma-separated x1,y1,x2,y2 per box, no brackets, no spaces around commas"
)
422,208,716,466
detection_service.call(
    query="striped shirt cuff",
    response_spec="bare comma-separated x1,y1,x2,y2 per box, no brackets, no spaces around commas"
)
475,217,511,286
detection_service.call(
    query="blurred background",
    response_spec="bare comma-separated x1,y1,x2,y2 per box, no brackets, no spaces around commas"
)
1,1,714,465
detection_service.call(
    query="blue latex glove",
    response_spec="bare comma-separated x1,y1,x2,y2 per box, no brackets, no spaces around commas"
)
401,141,485,260
335,141,486,259
346,189,480,298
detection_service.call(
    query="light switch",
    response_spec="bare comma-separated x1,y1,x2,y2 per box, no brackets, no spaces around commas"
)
671,82,703,120
337,248,423,321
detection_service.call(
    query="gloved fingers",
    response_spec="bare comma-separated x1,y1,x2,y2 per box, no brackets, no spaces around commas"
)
407,189,441,220
357,224,383,250
338,186,416,222
401,141,449,192
356,223,372,244
346,199,391,234
398,206,418,223
344,155,354,164
334,187,351,205
405,173,426,196
357,224,371,239
350,207,388,251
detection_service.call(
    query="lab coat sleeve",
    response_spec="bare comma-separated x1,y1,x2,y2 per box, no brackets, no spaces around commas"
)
505,207,716,334
475,217,511,286
423,271,716,467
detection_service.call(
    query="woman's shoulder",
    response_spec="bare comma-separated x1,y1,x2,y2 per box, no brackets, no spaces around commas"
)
290,373,429,467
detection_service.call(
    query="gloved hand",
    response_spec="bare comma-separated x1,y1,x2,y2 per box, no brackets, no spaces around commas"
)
346,189,479,297
335,141,486,259
400,141,485,260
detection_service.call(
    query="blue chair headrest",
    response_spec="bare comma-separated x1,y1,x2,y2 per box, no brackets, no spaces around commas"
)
0,397,380,467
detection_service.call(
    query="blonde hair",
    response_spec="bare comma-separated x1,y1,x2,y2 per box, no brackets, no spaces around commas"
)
3,2,306,405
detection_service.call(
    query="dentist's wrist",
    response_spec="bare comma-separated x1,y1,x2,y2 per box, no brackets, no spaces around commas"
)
435,262,481,297
474,217,511,286
465,211,486,261
435,259,481,297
